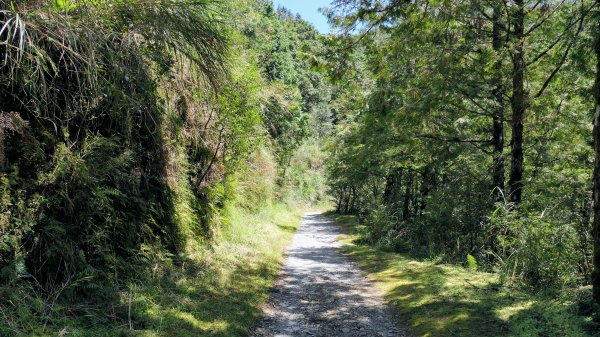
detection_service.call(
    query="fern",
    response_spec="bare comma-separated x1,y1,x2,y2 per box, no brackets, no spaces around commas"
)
467,254,478,271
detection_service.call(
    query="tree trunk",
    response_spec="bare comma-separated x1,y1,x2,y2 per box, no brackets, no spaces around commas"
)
350,186,357,213
336,187,344,213
509,0,526,204
578,191,592,281
344,186,351,213
403,173,412,220
383,171,395,203
419,166,432,212
491,6,505,203
592,0,600,304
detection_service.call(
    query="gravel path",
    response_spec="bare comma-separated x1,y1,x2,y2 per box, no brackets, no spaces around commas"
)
253,213,407,337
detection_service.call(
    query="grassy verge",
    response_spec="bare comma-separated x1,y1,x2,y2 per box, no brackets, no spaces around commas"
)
329,213,599,337
1,203,305,337
129,203,303,337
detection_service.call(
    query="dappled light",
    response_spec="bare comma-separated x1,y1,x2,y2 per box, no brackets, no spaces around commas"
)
1,0,600,336
335,215,597,336
254,214,404,336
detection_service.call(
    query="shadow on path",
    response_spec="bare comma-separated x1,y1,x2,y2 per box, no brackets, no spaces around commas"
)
253,213,407,337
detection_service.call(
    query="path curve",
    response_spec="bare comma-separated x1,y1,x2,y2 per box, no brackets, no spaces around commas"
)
253,213,407,337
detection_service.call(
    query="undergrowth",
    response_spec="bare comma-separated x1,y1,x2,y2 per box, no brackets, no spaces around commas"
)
0,202,305,337
330,213,600,337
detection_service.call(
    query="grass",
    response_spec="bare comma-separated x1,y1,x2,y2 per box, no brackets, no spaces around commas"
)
127,203,302,337
0,202,305,337
329,213,600,337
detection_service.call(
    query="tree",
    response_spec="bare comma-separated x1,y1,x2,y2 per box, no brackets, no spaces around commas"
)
508,0,526,204
324,0,598,291
592,0,600,305
491,1,506,203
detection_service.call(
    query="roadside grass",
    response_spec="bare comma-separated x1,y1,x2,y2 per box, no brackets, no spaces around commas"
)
0,203,304,337
329,213,599,337
128,203,302,337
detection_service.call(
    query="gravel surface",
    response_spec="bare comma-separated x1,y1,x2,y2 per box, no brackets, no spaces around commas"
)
252,213,407,337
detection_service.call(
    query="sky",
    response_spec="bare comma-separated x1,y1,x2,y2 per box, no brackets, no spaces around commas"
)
272,0,333,34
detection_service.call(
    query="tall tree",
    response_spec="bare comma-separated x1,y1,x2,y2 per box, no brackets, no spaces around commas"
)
495,0,585,205
326,0,596,291
509,0,526,204
491,2,506,202
592,0,600,305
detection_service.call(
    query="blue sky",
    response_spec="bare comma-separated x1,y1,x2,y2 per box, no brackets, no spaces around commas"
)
272,0,333,34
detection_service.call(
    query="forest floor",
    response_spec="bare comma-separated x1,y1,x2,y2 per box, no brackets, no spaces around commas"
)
331,214,599,337
253,213,407,337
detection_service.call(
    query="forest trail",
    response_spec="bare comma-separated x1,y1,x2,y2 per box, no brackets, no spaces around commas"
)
253,213,406,337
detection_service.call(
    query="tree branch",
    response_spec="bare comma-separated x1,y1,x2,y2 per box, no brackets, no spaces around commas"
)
414,134,491,144
532,10,587,99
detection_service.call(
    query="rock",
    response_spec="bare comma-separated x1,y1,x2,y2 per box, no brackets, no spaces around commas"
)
341,327,351,333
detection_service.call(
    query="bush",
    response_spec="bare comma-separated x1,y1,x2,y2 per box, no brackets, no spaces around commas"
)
281,138,329,203
0,0,227,288
492,205,582,291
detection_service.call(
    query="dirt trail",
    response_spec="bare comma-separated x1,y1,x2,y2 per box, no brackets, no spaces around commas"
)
253,213,407,337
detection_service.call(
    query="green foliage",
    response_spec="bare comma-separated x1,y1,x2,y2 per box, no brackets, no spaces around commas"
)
491,205,583,290
228,1,332,169
280,138,329,204
1,0,332,334
233,146,277,210
264,20,299,85
0,0,229,279
0,203,306,336
51,0,78,12
334,213,599,337
324,0,597,297
467,254,478,271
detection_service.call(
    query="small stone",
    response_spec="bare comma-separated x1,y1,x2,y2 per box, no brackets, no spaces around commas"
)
341,327,351,333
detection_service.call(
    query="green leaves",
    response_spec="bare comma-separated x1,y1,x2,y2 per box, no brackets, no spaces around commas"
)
51,0,77,12
467,254,478,271
324,0,597,294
